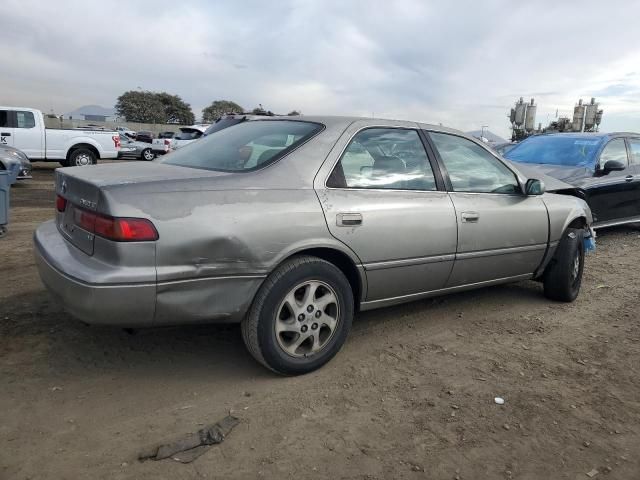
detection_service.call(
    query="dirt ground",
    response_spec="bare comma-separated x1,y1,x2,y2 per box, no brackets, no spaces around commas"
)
1,163,639,480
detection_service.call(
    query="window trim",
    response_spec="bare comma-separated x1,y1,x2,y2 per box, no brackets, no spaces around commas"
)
596,137,629,170
424,129,525,196
626,136,640,166
14,110,36,129
324,126,446,193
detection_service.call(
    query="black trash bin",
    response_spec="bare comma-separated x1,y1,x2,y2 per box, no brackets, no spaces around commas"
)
0,170,9,237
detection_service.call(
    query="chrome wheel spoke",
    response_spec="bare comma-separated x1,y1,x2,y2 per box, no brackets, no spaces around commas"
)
275,319,299,334
283,291,300,314
310,334,323,353
290,332,311,353
322,314,337,331
274,279,341,358
301,281,320,307
315,290,337,312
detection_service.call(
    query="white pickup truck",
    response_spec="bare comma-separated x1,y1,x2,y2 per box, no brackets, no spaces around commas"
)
151,124,208,155
0,107,120,166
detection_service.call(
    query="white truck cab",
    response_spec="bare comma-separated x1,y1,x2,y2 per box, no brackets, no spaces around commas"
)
0,107,120,166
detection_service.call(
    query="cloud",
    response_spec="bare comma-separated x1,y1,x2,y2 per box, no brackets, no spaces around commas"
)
1,0,639,137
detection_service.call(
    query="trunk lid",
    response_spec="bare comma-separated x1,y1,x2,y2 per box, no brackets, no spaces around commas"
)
55,162,229,255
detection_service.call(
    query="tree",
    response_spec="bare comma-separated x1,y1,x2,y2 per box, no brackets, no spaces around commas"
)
202,100,244,122
250,104,273,115
115,90,195,124
156,92,195,125
115,91,165,123
287,110,301,116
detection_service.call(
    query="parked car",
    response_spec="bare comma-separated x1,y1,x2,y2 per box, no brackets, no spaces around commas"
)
492,142,517,156
157,131,176,139
135,131,155,144
152,125,207,153
0,107,120,166
0,145,32,184
115,126,136,138
117,134,156,161
35,116,592,375
505,132,640,228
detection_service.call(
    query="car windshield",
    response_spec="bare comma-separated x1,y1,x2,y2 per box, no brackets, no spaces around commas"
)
505,135,603,167
159,120,323,172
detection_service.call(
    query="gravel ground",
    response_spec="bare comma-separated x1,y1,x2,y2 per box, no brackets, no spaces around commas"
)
1,163,639,479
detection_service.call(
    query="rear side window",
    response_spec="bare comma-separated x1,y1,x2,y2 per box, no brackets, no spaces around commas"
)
430,132,520,194
598,138,628,169
15,111,35,128
327,128,437,191
628,138,640,166
160,120,323,172
0,110,9,128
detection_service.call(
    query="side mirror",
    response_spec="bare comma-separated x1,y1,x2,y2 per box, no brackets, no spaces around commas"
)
525,178,545,195
602,160,626,174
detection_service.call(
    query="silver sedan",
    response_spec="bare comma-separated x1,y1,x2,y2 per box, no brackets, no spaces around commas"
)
34,116,593,374
117,134,156,161
0,145,32,183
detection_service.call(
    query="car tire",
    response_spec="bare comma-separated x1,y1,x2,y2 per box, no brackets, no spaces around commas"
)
142,148,155,161
543,227,584,302
69,148,97,167
241,255,354,375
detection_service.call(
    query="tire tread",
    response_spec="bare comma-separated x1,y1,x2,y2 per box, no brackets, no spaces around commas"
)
241,255,351,374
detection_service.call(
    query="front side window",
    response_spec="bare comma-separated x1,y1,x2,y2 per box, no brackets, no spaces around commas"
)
15,111,35,128
598,138,628,169
327,128,437,191
430,132,520,194
160,120,323,172
628,138,640,166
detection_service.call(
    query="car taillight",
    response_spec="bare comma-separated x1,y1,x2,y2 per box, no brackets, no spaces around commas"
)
113,135,121,149
56,195,67,212
73,207,158,242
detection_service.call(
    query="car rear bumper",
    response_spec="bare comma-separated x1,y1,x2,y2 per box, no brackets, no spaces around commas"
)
34,220,265,327
34,220,157,326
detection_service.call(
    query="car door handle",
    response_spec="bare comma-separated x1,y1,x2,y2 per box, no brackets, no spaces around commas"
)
461,211,480,223
336,213,362,226
1,132,10,136
625,175,634,182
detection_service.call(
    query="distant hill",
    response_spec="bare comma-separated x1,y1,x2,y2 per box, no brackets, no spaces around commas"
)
466,130,507,144
64,105,116,117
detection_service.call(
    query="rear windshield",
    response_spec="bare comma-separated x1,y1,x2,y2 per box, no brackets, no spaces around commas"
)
505,135,603,167
159,120,323,172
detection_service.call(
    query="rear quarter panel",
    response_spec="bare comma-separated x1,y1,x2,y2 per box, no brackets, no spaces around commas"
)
122,188,352,279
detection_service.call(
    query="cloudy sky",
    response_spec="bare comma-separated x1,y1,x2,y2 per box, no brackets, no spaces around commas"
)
2,0,640,138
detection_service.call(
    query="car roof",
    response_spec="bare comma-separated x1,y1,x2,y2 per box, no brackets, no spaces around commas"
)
232,115,468,137
533,131,640,140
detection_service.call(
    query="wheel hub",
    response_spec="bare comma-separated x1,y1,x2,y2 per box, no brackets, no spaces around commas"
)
275,280,340,358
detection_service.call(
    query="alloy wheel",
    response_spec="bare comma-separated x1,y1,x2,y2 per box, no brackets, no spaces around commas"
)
274,280,340,357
